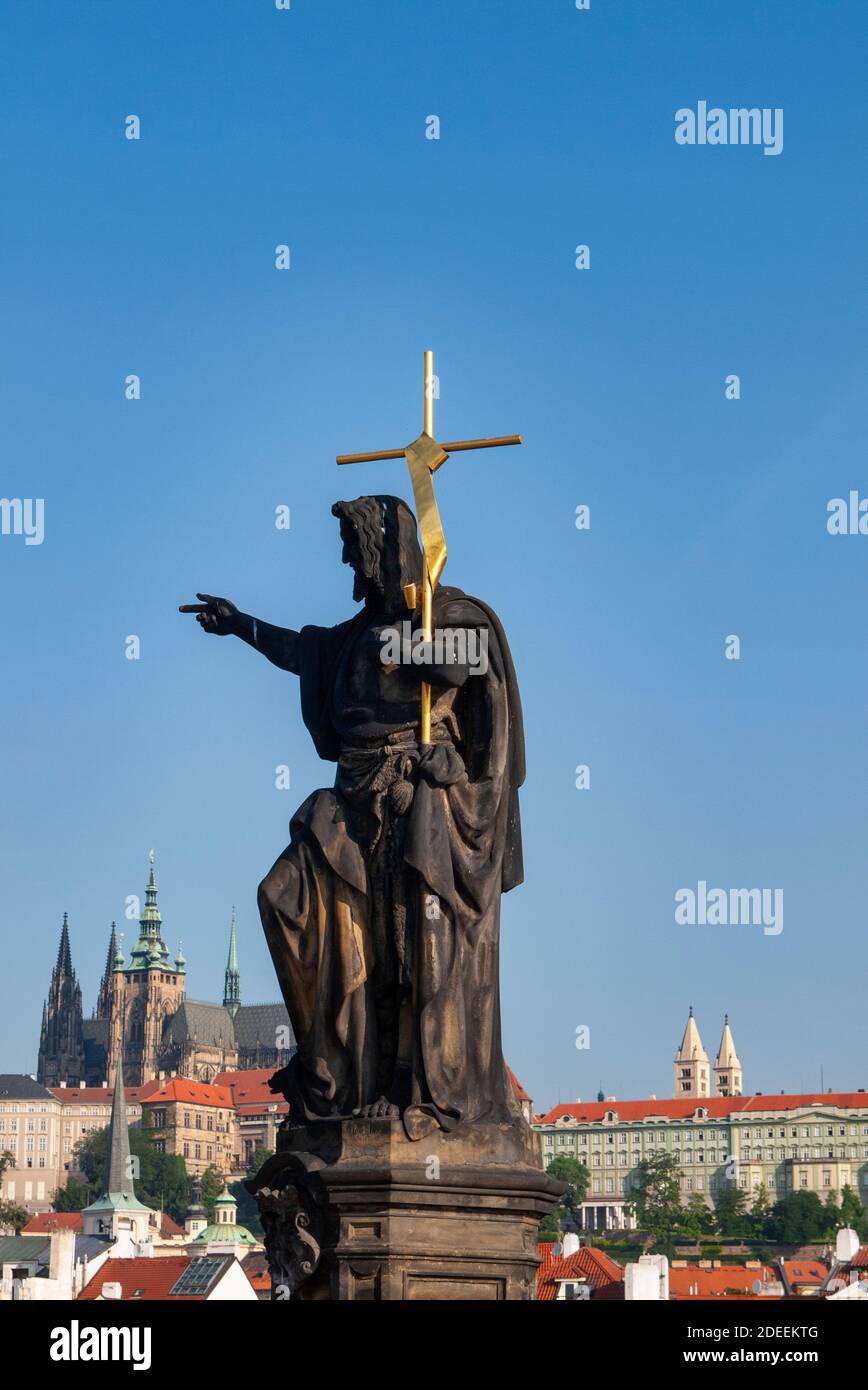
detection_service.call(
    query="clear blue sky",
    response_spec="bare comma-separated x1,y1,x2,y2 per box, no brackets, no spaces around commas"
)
2,0,866,1108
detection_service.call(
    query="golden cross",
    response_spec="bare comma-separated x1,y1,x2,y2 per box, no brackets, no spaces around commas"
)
336,350,522,745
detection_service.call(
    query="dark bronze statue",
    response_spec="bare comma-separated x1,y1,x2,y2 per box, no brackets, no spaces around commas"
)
180,495,525,1141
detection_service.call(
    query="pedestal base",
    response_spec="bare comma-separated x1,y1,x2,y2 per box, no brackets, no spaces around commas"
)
248,1117,563,1301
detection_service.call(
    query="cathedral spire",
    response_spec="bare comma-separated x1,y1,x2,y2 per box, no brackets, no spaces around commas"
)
129,849,170,971
38,914,85,1088
223,908,241,1017
57,912,74,977
97,922,119,1019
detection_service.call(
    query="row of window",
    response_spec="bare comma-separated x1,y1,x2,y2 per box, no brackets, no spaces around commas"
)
547,1122,867,1141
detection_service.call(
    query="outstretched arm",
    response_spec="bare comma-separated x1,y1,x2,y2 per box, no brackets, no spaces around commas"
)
179,593,300,674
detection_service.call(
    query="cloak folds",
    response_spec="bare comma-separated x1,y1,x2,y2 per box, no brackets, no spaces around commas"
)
257,585,525,1140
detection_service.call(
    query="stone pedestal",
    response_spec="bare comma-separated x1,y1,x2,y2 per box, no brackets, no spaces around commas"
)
248,1116,563,1301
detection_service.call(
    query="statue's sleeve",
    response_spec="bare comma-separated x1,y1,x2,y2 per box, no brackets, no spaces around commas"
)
235,613,300,673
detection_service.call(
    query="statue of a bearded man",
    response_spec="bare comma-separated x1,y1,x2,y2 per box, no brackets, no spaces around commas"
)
181,495,525,1141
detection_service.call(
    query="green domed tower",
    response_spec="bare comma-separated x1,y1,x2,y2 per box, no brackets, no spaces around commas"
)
107,850,188,1086
190,1184,259,1255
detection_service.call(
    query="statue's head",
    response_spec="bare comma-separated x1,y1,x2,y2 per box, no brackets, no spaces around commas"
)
332,495,423,608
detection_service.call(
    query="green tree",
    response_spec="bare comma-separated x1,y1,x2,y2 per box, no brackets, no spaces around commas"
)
677,1191,714,1238
541,1156,590,1236
52,1178,94,1213
821,1191,842,1240
0,1150,28,1234
750,1181,772,1237
840,1184,868,1240
625,1152,684,1256
766,1191,826,1244
64,1124,189,1223
200,1164,225,1222
714,1184,750,1237
231,1147,273,1237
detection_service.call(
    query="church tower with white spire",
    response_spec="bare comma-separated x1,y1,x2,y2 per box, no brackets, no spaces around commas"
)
673,1006,710,1098
713,1014,743,1096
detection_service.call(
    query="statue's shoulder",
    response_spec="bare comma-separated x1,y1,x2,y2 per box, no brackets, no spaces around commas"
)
435,587,492,629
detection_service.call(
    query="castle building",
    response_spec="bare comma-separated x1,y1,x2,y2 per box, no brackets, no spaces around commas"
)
37,852,295,1091
536,1091,868,1233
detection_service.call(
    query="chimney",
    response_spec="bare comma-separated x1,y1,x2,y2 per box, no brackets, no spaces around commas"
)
59,1082,67,1089
836,1228,860,1264
48,1229,76,1300
102,1281,123,1300
561,1232,581,1257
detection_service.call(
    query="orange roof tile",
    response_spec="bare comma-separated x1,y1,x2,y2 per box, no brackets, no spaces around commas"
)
49,1081,163,1105
143,1079,233,1108
536,1244,624,1301
78,1255,230,1301
780,1260,827,1287
506,1065,531,1103
538,1092,868,1125
214,1069,287,1108
22,1212,83,1234
669,1265,776,1299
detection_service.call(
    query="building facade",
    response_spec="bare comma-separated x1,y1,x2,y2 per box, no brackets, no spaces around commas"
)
536,1092,868,1232
141,1078,237,1177
0,1076,64,1215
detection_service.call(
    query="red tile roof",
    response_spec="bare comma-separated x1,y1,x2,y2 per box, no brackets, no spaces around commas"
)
79,1256,200,1301
669,1265,777,1299
539,1093,868,1125
159,1213,185,1238
241,1252,272,1294
853,1248,868,1269
506,1066,531,1103
214,1069,288,1110
536,1244,624,1301
22,1212,83,1234
142,1079,233,1108
779,1260,827,1288
48,1081,163,1105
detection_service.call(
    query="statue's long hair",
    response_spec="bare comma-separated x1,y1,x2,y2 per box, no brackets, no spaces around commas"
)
332,495,423,609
